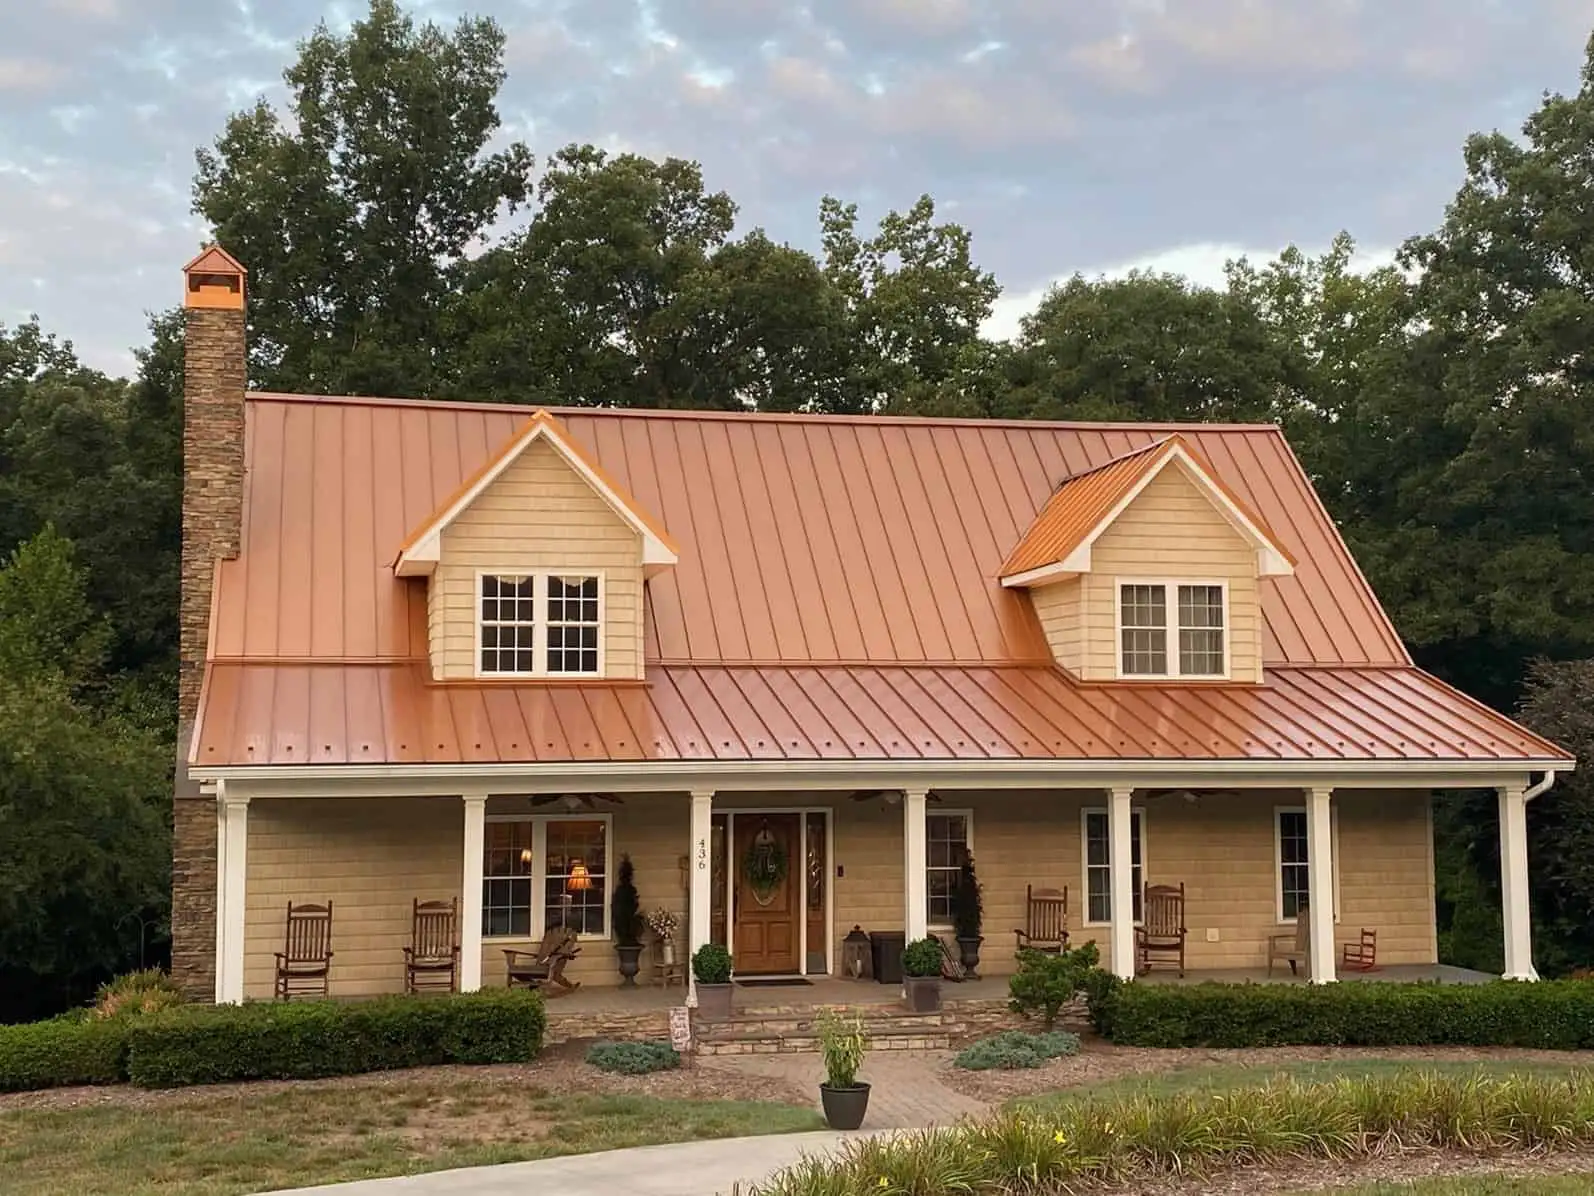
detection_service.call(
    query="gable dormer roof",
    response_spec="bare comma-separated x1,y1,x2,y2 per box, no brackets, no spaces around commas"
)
392,408,678,577
998,434,1296,588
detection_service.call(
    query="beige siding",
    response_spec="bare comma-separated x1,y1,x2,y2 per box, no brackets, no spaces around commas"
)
241,788,1436,996
1030,579,1084,673
427,438,645,680
1077,464,1264,682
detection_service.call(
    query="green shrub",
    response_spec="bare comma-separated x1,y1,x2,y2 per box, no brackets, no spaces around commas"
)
611,854,643,947
1080,968,1122,1037
1007,942,1100,1030
815,1008,868,1088
950,857,983,941
125,990,545,1088
953,1029,1081,1071
693,943,733,985
1106,979,1594,1049
0,1015,129,1091
744,1071,1594,1195
585,1040,680,1074
902,937,943,978
93,969,182,1021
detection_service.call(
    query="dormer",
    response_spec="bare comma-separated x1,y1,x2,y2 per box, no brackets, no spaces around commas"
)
394,411,677,681
1000,436,1294,684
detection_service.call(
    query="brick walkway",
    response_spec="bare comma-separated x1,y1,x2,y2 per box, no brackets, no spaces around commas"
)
711,1049,990,1129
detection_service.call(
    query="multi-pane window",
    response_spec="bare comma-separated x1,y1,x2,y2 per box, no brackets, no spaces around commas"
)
479,575,536,674
1277,809,1310,921
1119,582,1226,677
1083,809,1143,924
477,573,602,677
546,576,601,675
925,812,971,926
483,816,611,938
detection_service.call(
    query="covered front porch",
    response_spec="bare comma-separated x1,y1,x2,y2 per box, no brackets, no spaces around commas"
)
206,760,1544,1005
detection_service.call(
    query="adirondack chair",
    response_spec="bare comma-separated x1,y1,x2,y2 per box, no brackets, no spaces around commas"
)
1342,928,1379,972
403,898,460,993
275,901,333,999
1267,907,1312,978
1135,882,1187,976
503,925,582,994
1014,885,1069,953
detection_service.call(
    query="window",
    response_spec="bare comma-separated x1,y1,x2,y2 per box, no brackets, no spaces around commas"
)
1118,581,1227,678
1274,806,1341,923
925,812,972,926
1082,808,1144,925
476,573,603,677
479,575,536,675
546,576,600,675
483,815,612,938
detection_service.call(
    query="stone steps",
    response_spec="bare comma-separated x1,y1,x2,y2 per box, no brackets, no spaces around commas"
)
693,1009,963,1055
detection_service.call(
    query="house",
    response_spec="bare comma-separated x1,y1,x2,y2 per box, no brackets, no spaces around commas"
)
172,248,1572,1005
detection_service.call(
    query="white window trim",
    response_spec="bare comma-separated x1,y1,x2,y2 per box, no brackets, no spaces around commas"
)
1114,578,1231,681
484,811,615,941
473,569,606,680
1080,806,1147,927
1273,805,1341,925
925,808,974,931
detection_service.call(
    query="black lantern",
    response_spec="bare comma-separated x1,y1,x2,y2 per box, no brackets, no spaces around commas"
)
842,925,872,981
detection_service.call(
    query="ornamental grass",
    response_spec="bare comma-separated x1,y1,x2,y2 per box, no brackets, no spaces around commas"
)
743,1070,1594,1195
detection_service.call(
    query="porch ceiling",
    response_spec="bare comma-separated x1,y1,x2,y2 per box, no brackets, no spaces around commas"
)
192,660,1568,769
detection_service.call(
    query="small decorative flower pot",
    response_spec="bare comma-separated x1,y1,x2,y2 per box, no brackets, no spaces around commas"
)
903,975,942,1013
615,943,645,987
695,981,734,1020
956,935,984,977
661,940,676,966
820,1082,871,1130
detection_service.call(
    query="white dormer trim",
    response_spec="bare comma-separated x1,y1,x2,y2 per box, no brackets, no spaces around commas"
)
1000,442,1294,588
394,413,678,578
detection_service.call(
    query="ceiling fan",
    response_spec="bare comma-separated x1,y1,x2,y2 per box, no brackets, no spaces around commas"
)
1143,788,1239,805
530,793,625,811
847,789,944,804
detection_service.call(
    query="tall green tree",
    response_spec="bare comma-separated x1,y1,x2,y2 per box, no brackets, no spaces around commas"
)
194,0,533,397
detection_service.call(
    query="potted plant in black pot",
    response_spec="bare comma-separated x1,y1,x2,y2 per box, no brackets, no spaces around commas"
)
692,943,734,1019
611,854,645,986
901,936,944,1012
951,855,984,976
816,1007,870,1129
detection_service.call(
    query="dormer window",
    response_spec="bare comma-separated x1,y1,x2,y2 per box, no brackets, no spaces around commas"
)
478,573,603,677
1118,581,1227,679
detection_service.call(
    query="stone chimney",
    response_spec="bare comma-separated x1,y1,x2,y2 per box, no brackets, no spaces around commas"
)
171,246,247,1001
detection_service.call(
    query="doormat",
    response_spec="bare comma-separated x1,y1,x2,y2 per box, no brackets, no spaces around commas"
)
735,978,814,988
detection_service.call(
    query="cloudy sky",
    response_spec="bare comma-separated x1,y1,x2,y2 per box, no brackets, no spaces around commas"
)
1,0,1590,377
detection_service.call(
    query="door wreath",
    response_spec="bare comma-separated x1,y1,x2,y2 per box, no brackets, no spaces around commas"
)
742,825,789,906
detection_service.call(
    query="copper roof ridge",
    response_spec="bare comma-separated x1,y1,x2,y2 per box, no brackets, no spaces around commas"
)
1048,434,1175,486
246,391,1285,434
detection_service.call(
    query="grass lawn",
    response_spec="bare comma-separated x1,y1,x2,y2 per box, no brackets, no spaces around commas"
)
0,1078,823,1196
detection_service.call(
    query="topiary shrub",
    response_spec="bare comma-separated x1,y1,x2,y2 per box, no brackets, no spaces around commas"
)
950,857,983,942
612,854,643,948
92,969,182,1021
902,937,944,978
585,1040,680,1074
693,942,733,985
125,989,546,1088
953,1029,1081,1070
1008,942,1100,1030
0,1014,130,1091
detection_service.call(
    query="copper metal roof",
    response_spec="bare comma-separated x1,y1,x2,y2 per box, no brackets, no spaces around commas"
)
193,662,1568,766
192,393,1570,769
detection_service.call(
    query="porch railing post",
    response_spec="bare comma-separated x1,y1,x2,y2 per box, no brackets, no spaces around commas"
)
1498,783,1537,981
1108,786,1135,980
688,790,714,1005
460,794,487,992
903,788,929,943
1305,786,1337,984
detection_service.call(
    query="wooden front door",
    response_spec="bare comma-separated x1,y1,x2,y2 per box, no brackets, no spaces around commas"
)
733,814,802,975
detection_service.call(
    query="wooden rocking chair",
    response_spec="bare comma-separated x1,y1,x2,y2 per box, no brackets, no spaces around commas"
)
404,898,460,993
1135,882,1187,976
1267,907,1312,978
1342,928,1379,972
503,925,582,994
1014,885,1069,954
274,901,333,1000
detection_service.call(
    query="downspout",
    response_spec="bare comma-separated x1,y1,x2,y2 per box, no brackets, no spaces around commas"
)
1523,769,1558,802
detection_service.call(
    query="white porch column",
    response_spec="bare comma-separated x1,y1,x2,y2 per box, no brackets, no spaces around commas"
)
218,789,249,1004
213,792,228,1003
1499,784,1537,981
1108,786,1135,980
460,794,487,992
1306,786,1337,984
688,790,715,1005
903,788,929,942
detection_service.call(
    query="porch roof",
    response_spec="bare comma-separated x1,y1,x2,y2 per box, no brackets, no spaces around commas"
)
192,660,1569,768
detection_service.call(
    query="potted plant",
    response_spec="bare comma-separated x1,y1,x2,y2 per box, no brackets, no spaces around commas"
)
646,908,679,966
692,943,734,1019
951,855,984,976
901,936,944,1012
612,854,645,986
815,1007,870,1129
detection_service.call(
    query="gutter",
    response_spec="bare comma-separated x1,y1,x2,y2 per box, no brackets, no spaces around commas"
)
1523,768,1559,801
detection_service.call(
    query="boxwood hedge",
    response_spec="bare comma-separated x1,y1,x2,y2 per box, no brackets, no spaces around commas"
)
0,1014,130,1091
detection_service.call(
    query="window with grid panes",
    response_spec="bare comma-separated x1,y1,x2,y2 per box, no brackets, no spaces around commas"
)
1119,582,1227,677
1083,809,1143,924
926,813,970,925
1277,809,1310,920
482,821,534,936
543,819,607,934
1119,584,1167,675
479,575,536,674
546,576,600,674
1177,585,1225,675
